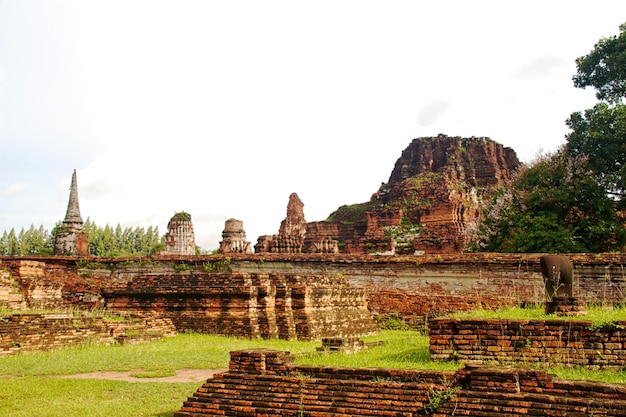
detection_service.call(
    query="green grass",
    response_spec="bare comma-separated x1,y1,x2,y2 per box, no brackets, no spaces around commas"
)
1,328,625,416
0,333,318,377
0,333,321,417
449,304,626,326
0,377,198,417
296,330,458,371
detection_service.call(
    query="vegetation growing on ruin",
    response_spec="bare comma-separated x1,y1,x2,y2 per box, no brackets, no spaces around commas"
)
170,211,192,222
449,304,626,328
326,201,377,224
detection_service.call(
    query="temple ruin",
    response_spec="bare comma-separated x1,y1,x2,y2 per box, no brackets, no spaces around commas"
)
161,212,196,255
53,169,89,256
255,193,339,254
218,218,252,254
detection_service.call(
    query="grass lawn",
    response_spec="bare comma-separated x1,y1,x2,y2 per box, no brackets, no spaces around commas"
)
0,377,199,417
2,311,626,416
0,333,320,417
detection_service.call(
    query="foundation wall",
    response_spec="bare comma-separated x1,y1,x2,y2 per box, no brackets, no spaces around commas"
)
429,317,626,369
0,314,176,356
175,349,626,417
2,253,625,324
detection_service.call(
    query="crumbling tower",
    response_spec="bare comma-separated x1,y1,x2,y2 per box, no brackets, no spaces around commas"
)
53,169,90,256
218,218,252,254
162,212,196,255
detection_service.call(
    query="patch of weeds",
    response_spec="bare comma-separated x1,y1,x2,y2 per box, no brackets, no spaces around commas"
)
173,262,191,272
202,258,232,273
423,386,459,415
587,321,625,333
371,376,395,383
524,337,532,349
75,259,102,269
375,313,411,330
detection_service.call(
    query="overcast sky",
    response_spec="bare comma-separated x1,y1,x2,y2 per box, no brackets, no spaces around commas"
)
1,1,625,250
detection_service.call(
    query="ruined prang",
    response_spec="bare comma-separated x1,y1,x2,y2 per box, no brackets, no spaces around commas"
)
53,169,90,256
255,193,339,254
162,212,196,255
218,218,252,254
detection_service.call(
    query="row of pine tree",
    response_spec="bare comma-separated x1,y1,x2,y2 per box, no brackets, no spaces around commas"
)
0,219,164,257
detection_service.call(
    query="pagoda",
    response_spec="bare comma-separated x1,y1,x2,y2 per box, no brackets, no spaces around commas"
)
53,170,90,256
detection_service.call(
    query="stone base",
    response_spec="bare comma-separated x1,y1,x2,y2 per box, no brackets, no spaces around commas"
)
545,296,587,316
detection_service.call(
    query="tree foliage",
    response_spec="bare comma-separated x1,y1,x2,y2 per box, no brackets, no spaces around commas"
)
1,220,164,257
0,225,53,256
566,102,626,207
572,23,626,103
468,149,625,253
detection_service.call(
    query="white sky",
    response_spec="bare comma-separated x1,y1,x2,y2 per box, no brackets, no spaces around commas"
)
1,1,625,250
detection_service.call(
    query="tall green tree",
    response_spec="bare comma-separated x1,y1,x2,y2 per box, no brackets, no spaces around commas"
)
572,23,626,103
567,23,626,209
1,220,164,257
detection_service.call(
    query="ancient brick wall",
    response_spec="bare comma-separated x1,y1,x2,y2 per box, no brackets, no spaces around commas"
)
101,269,378,340
2,253,626,327
429,317,626,369
0,314,176,356
231,253,626,321
175,349,626,416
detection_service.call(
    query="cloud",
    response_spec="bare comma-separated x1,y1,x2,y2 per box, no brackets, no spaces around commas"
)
2,182,30,197
513,55,569,80
416,99,450,127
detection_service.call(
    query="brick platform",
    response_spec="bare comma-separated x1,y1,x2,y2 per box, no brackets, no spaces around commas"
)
175,349,626,416
429,317,626,369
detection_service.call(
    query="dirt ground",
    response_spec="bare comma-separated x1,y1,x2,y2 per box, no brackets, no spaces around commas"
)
57,368,228,383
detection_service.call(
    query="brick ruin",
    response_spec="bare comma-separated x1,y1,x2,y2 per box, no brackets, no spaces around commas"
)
53,170,89,256
0,313,176,355
429,317,626,369
218,218,252,254
0,257,380,342
3,254,626,411
101,267,378,340
3,252,626,336
255,193,340,254
161,212,196,255
175,349,626,416
252,136,520,255
326,135,520,254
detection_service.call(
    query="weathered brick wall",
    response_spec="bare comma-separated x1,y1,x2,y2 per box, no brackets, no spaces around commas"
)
429,317,626,369
102,271,379,341
176,349,454,417
231,253,626,322
0,314,176,356
2,253,626,326
175,349,626,417
438,365,626,416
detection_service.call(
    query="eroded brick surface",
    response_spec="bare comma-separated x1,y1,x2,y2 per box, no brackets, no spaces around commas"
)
175,349,626,417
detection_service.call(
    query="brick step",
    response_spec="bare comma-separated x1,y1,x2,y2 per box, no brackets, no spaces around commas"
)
437,390,626,416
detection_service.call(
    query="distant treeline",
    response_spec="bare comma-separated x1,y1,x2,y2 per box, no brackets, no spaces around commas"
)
0,219,164,257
